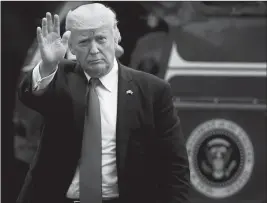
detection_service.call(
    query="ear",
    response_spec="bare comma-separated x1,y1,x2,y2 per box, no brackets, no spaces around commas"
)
115,44,124,58
68,41,76,55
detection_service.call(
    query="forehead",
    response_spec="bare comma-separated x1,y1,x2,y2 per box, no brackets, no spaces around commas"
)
71,26,113,40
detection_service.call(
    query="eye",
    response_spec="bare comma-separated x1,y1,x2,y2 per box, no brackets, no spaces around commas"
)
78,39,88,45
96,36,107,43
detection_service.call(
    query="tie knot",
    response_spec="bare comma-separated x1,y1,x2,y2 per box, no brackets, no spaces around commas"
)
89,78,100,87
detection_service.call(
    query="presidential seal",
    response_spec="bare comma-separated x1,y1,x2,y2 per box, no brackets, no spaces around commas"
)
186,119,254,199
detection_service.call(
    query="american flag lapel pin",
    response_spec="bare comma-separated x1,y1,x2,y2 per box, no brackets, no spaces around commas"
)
126,90,133,95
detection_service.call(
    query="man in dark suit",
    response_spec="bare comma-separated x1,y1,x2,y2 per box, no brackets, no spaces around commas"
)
17,3,190,203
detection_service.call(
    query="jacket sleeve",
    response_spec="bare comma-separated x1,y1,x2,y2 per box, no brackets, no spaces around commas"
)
154,81,191,203
18,69,57,116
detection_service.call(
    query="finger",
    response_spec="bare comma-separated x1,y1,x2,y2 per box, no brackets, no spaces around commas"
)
61,31,71,47
37,27,44,45
42,18,48,37
46,12,53,33
53,14,60,34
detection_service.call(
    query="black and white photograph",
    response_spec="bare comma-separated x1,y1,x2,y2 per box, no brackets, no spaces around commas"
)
1,1,267,203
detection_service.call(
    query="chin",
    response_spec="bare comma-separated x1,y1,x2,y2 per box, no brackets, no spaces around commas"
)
91,63,107,72
85,64,109,77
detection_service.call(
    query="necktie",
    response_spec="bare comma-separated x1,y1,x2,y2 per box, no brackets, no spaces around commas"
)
80,78,102,203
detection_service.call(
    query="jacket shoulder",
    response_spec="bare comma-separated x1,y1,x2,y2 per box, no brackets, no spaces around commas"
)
122,64,169,88
58,59,77,74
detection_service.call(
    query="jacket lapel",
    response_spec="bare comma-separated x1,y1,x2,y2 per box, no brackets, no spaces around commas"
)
116,63,138,183
67,63,88,152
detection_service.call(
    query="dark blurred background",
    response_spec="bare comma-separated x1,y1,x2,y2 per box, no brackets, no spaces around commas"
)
1,1,266,203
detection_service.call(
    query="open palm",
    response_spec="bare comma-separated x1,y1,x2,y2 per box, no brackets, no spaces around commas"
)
37,12,71,65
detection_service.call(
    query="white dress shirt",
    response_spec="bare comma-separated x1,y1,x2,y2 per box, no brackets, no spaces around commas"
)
32,60,119,199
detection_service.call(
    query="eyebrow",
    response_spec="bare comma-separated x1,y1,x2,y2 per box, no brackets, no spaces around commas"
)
83,31,109,37
93,30,109,35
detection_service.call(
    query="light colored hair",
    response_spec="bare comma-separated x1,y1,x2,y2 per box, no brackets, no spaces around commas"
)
65,3,121,44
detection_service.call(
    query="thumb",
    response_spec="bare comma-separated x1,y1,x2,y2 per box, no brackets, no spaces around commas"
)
61,31,71,47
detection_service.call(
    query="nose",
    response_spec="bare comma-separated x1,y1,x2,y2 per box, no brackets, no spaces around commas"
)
89,41,99,55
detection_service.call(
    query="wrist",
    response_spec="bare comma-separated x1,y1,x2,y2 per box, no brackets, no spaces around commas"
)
39,61,58,78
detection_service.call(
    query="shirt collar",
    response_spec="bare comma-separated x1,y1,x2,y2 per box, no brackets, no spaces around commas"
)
84,59,118,92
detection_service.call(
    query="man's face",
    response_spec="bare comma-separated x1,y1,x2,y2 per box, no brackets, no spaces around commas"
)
70,26,116,78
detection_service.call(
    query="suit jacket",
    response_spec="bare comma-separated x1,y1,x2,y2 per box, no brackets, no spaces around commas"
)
16,60,190,203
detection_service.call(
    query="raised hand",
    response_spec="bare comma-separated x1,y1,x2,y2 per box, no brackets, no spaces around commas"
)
37,12,71,68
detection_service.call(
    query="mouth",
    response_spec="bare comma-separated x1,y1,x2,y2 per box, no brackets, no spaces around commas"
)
88,59,103,64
